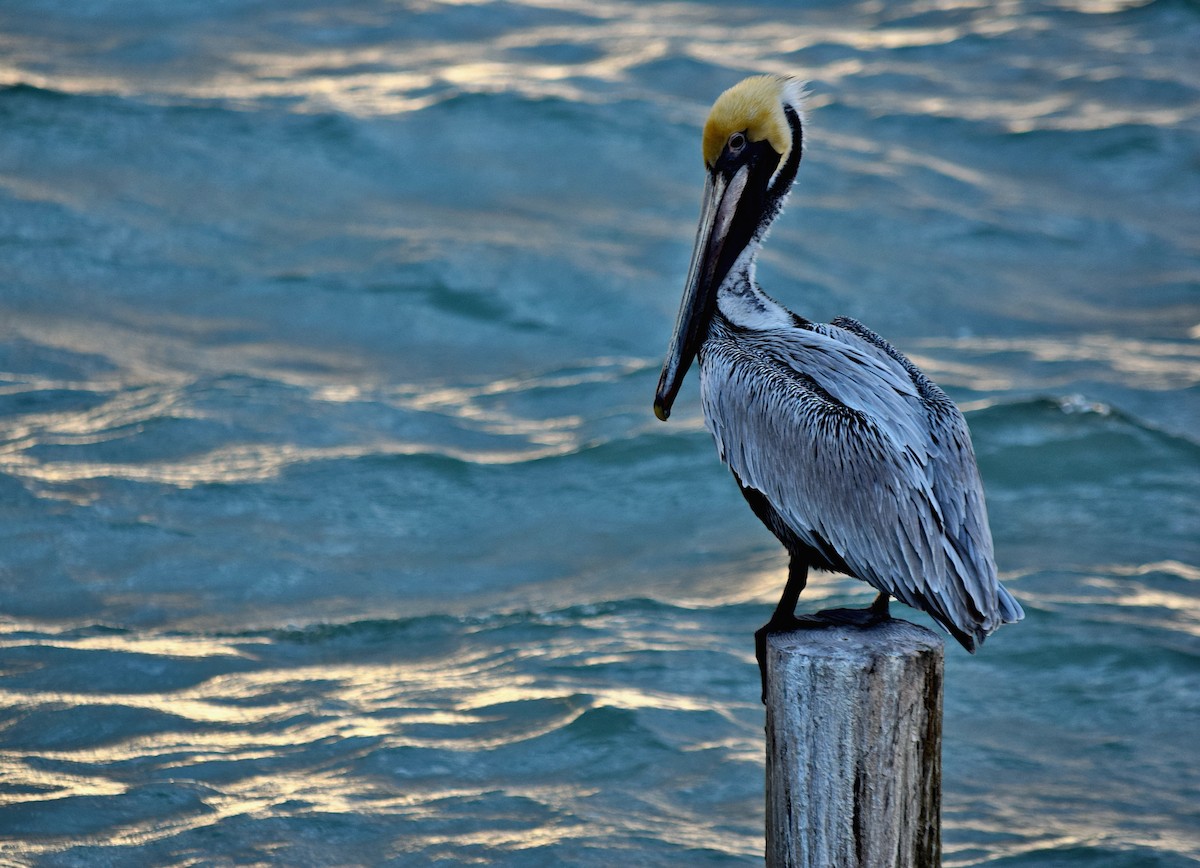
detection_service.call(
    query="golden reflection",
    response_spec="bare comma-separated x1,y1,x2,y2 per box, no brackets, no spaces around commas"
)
1,0,1180,141
1009,560,1200,637
917,334,1200,392
0,632,269,658
0,350,656,492
390,356,650,412
679,561,861,612
0,607,764,790
1072,576,1200,635
0,589,917,863
1105,560,1200,582
0,439,575,489
0,758,128,799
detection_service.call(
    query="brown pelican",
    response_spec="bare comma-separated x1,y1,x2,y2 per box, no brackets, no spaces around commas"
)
654,75,1023,698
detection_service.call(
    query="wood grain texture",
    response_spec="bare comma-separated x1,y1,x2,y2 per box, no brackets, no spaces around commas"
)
764,619,944,868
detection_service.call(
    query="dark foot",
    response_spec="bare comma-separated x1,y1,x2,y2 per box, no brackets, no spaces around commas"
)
754,596,892,703
813,591,891,628
754,614,826,703
810,606,891,628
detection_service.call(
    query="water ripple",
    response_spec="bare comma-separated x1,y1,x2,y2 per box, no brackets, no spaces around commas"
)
0,0,1196,862
0,602,768,860
0,355,657,494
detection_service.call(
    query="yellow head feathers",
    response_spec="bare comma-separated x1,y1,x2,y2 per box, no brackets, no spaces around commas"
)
701,74,804,169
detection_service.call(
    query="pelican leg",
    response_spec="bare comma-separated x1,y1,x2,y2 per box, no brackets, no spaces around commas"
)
755,554,809,702
871,590,890,617
756,577,895,702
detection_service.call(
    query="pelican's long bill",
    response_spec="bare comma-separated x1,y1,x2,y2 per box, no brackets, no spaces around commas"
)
654,166,749,421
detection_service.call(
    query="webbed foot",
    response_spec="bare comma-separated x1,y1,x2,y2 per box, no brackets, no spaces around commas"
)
755,593,891,703
754,613,825,703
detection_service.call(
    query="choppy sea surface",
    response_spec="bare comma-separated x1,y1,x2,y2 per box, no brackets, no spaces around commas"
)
1,0,1198,864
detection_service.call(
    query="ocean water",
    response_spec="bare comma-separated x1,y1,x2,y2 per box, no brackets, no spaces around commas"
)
1,0,1198,864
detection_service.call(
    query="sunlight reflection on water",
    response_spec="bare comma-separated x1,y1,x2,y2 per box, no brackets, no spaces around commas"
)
0,0,1197,862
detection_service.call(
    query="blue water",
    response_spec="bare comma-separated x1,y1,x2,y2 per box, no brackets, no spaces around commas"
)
1,0,1198,864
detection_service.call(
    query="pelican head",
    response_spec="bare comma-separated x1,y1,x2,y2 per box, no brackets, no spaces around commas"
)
654,74,807,421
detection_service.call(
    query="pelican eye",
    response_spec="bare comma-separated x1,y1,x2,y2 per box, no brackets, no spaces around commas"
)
728,132,747,153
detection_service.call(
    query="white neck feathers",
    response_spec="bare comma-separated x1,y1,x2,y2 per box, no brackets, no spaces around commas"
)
715,252,791,330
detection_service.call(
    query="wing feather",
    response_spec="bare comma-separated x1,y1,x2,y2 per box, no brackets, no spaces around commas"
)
700,317,1022,647
829,317,1024,629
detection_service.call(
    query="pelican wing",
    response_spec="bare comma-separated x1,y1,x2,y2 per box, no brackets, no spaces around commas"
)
827,317,1025,630
700,318,1020,647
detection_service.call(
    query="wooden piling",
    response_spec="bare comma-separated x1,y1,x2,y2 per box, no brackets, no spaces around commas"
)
763,619,944,868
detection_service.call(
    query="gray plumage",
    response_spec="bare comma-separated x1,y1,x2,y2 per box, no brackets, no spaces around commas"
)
701,304,1023,649
654,74,1022,661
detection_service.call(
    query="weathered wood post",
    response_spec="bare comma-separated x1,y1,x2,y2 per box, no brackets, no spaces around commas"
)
764,619,944,868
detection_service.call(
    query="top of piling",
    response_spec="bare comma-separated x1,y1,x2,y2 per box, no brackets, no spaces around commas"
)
767,618,944,662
